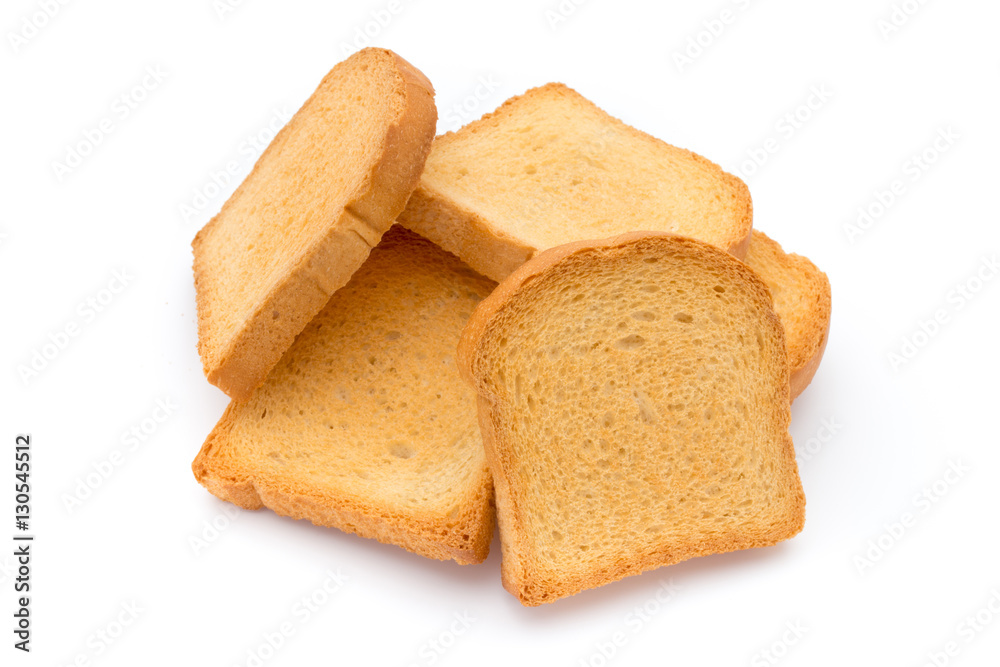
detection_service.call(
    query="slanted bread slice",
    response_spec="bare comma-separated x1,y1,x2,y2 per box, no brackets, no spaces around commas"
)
744,231,831,400
193,48,437,399
458,232,805,605
398,83,752,282
192,227,495,564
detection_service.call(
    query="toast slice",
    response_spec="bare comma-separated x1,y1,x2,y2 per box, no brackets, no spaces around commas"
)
744,231,831,400
192,227,496,564
193,48,437,400
458,232,805,605
398,83,752,282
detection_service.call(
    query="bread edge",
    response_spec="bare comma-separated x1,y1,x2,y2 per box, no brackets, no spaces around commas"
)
399,182,536,283
746,231,832,400
194,48,438,400
191,405,495,565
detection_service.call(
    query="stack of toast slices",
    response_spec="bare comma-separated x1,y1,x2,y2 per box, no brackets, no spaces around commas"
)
191,48,831,606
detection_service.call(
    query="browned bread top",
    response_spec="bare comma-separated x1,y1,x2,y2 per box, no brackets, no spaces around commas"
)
193,48,437,399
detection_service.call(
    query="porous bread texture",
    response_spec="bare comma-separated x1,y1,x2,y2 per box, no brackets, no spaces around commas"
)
192,227,496,564
398,83,753,282
458,232,805,605
193,48,437,400
744,231,831,400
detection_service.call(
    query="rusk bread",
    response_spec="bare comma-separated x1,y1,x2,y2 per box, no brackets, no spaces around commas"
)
458,232,805,605
398,83,752,282
192,227,496,564
744,231,831,400
193,48,437,400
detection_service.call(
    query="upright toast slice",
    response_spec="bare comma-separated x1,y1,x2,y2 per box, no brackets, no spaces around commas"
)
193,48,437,399
192,227,495,564
458,232,805,605
744,231,831,400
398,83,752,282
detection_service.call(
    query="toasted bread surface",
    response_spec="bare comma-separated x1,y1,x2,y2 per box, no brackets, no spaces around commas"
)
193,227,496,564
399,83,752,282
194,48,437,399
458,232,805,604
744,231,831,400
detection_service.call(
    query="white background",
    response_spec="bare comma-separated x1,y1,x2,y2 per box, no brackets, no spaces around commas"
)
2,0,999,665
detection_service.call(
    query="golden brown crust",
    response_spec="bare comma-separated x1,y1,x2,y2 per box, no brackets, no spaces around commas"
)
472,395,531,594
789,320,829,399
400,183,537,283
459,232,803,605
400,83,752,284
192,411,494,564
743,231,832,401
724,172,754,259
194,49,438,400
